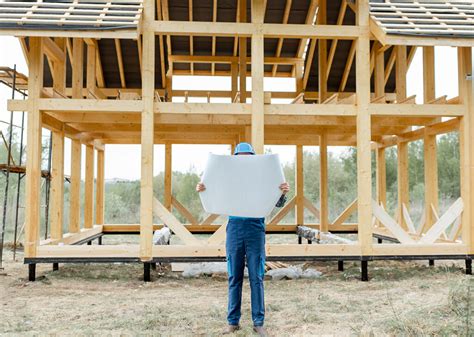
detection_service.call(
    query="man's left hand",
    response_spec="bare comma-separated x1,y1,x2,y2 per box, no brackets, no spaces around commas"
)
279,182,290,195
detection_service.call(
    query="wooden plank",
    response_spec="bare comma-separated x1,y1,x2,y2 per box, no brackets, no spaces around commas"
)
318,0,328,103
320,133,329,232
374,42,385,98
95,149,105,225
69,140,82,233
114,39,126,88
153,197,201,245
372,200,415,244
41,225,103,246
84,145,95,229
140,0,155,261
206,223,227,245
419,198,464,244
24,37,43,258
356,0,373,256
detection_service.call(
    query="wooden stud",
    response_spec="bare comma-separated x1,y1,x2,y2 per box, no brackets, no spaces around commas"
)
84,145,94,229
164,143,172,210
24,37,43,258
458,47,473,253
95,149,105,225
239,0,247,103
376,146,386,207
50,131,64,240
395,45,407,102
374,41,385,99
69,140,82,233
295,145,304,225
72,38,84,99
320,133,329,232
140,0,155,261
318,0,328,103
397,141,409,230
251,0,264,154
356,0,373,256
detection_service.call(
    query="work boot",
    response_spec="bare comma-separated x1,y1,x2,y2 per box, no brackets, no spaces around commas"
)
253,325,269,337
222,324,240,334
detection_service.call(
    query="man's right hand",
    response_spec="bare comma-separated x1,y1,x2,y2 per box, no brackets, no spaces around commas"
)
196,182,206,192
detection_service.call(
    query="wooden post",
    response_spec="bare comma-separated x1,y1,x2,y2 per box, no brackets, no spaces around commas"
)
84,145,95,228
231,61,238,102
251,0,264,154
95,149,105,225
395,45,407,102
296,145,304,225
458,47,473,252
69,37,84,234
69,140,82,233
318,0,327,103
164,143,172,211
356,0,373,255
422,46,438,233
320,134,329,232
140,0,155,261
374,42,385,99
50,37,66,240
239,0,247,103
376,147,386,208
50,131,64,240
397,141,409,230
24,37,43,258
395,44,409,229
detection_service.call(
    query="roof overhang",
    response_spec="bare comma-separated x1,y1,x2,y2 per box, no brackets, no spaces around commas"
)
369,0,474,47
0,0,143,39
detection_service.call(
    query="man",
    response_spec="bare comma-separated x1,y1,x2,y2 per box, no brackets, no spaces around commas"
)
196,142,290,336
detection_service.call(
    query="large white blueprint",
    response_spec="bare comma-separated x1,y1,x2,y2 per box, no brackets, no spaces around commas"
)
199,154,285,218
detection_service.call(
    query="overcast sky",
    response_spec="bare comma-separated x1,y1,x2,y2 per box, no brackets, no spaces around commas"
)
0,36,460,180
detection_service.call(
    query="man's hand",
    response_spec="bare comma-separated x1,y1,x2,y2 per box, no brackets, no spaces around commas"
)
196,182,206,192
279,182,290,195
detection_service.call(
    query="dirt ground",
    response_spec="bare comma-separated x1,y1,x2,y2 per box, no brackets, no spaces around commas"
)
0,247,473,337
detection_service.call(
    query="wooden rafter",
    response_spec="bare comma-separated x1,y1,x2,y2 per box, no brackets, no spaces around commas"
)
271,0,292,77
326,0,348,79
114,39,126,88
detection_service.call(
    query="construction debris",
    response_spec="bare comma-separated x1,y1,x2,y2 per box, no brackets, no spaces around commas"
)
297,226,354,245
153,227,171,245
266,265,322,280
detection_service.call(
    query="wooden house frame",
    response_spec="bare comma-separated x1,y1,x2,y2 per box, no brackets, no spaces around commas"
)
1,0,473,281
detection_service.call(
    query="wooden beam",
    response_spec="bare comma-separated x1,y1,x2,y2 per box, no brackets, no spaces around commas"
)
114,39,126,88
84,145,95,228
326,1,348,80
271,0,292,76
320,133,329,232
171,196,198,226
95,149,105,225
376,146,386,207
24,37,43,258
374,42,385,99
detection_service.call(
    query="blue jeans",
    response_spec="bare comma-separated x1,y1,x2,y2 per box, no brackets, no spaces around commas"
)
226,216,266,327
